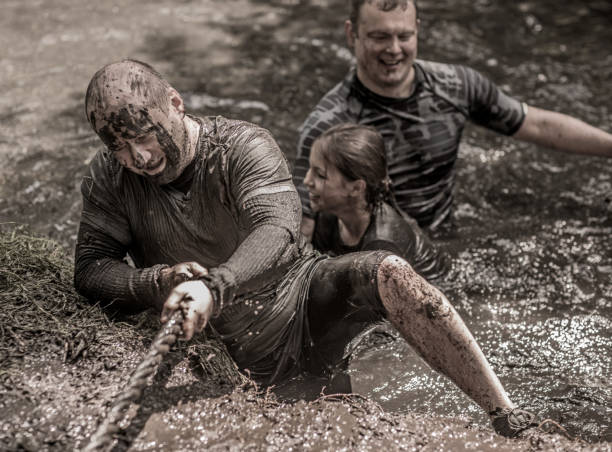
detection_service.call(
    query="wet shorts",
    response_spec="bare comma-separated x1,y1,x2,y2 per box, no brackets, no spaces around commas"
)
305,249,394,372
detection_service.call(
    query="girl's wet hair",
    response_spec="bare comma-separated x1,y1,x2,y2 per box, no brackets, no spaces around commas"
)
313,123,391,208
85,59,172,127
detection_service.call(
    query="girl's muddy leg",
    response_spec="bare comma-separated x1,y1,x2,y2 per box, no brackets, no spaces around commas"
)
377,255,514,414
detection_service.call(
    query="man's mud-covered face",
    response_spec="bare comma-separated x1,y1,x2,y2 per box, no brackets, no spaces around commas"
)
91,98,189,185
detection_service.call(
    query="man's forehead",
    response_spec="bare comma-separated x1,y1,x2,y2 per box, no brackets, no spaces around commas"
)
91,104,157,138
359,0,415,22
358,4,417,34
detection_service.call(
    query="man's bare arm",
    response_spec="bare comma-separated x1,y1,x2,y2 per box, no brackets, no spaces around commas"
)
514,105,612,158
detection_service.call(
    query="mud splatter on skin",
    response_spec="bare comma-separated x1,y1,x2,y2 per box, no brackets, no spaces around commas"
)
376,255,513,413
92,105,187,185
84,61,191,184
377,256,450,320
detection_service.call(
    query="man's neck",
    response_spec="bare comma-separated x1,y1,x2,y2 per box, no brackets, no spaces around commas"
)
185,115,201,162
168,115,201,194
357,67,416,99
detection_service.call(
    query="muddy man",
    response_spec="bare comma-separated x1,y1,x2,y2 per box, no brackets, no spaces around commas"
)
75,59,537,438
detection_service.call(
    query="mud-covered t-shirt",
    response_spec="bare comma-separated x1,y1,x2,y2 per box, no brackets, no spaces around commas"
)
294,60,526,228
312,202,447,281
75,115,318,381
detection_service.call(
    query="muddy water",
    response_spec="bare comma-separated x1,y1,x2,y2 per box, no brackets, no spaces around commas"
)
1,0,610,446
336,1,612,442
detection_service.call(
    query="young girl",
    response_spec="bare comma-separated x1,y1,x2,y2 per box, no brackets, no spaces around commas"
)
304,123,447,281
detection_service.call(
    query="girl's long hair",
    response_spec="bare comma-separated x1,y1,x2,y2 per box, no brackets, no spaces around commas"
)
313,123,393,209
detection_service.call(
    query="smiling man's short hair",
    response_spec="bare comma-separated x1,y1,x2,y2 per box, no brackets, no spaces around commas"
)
348,0,418,34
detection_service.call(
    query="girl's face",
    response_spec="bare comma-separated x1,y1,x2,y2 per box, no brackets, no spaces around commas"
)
304,144,356,215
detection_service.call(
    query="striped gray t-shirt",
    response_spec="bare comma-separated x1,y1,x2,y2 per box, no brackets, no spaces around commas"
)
293,60,525,228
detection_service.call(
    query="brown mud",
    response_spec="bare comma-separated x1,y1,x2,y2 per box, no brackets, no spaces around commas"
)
0,228,599,451
1,0,611,450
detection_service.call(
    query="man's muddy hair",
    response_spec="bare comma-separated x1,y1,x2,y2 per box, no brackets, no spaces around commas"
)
85,59,172,125
349,0,418,33
313,123,391,208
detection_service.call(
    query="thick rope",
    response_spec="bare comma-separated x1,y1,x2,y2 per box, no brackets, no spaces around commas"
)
82,310,184,452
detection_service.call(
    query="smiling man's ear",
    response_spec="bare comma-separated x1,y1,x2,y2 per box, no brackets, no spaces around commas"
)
345,19,356,48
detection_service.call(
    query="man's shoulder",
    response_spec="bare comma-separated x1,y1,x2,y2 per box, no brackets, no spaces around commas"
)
201,115,280,157
416,59,459,72
416,59,491,92
299,71,355,137
199,115,289,181
416,59,467,85
312,73,352,112
203,115,272,141
86,149,122,182
80,149,129,203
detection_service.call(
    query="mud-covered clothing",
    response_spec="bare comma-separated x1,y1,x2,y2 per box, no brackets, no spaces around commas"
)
311,202,447,281
305,250,392,374
294,60,526,228
75,115,398,383
75,115,317,381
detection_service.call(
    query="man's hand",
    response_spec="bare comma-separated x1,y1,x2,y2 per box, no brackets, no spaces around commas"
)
159,262,208,298
161,280,214,340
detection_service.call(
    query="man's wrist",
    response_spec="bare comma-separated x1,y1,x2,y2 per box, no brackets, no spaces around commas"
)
199,270,235,318
153,264,171,308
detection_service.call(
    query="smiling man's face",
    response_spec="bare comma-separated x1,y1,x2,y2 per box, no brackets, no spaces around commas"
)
347,0,419,98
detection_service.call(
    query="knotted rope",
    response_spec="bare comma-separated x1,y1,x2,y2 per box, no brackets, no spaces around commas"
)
82,310,184,452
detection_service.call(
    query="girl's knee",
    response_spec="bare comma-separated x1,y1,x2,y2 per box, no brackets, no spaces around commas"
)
377,255,450,318
378,255,419,286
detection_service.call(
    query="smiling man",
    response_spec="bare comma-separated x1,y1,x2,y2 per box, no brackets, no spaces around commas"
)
293,0,612,235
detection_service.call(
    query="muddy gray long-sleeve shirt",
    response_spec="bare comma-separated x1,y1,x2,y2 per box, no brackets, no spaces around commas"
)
75,116,304,317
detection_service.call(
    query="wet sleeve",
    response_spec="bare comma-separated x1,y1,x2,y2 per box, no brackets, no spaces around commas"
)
74,153,168,312
363,205,448,282
460,65,526,136
394,214,449,282
74,223,168,312
200,128,303,315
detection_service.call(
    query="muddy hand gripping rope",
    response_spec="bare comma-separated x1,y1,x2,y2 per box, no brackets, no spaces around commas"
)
82,310,184,452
